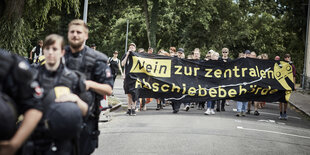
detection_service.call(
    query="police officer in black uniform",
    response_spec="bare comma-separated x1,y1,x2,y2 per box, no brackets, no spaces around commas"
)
25,34,89,155
0,49,43,155
64,19,113,155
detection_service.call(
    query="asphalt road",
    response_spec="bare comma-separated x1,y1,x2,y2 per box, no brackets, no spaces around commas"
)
93,78,310,155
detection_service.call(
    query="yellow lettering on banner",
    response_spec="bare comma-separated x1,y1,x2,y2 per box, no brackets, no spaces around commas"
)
188,87,196,96
182,83,187,94
256,66,260,77
130,56,171,77
269,89,278,94
249,68,257,77
171,83,181,93
161,84,169,92
174,66,182,75
242,68,247,77
194,67,200,76
135,79,142,88
209,88,217,97
233,66,240,77
205,69,213,77
260,70,266,78
184,67,192,76
152,83,159,92
218,86,226,97
54,86,71,99
267,70,274,79
224,69,232,78
214,69,222,78
254,87,262,94
228,89,237,97
143,79,151,89
198,85,207,96
261,87,271,95
239,85,247,95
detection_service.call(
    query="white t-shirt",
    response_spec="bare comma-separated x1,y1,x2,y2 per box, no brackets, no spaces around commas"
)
31,46,42,60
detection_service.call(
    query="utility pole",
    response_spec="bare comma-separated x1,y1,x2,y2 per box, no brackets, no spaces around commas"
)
125,20,129,53
83,0,88,23
302,0,310,89
82,0,88,46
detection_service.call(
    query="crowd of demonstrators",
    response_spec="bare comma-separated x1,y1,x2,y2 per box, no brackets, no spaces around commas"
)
125,45,296,120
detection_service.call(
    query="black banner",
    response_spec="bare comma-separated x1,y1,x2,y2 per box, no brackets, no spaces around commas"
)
124,52,294,103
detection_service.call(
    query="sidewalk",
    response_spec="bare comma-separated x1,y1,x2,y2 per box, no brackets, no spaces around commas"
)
289,90,310,118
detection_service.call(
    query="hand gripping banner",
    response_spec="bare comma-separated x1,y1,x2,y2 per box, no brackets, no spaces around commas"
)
124,52,294,103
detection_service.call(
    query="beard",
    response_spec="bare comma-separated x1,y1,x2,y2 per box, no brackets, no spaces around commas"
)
69,39,84,50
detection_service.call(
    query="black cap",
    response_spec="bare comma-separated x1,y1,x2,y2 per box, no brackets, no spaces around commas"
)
90,44,96,47
244,50,251,54
177,48,184,53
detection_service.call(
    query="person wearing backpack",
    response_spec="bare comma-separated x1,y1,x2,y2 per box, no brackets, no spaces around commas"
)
108,50,123,86
29,40,43,64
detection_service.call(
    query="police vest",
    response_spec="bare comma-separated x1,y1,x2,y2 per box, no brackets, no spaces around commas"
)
0,92,17,140
35,66,83,140
64,46,108,80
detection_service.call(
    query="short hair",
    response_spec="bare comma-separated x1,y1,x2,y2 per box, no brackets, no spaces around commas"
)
38,40,43,44
169,47,176,53
222,48,229,53
43,34,64,50
68,19,89,33
284,53,291,58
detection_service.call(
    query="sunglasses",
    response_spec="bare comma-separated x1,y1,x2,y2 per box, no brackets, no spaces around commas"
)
222,52,228,53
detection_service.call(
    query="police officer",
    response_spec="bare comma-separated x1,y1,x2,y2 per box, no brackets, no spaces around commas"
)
0,49,43,155
64,19,113,155
28,34,89,155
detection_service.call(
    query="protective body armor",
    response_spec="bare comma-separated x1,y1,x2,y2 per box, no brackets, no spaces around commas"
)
29,64,84,155
64,46,109,155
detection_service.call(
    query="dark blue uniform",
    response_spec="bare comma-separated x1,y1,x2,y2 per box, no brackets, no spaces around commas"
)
64,46,113,155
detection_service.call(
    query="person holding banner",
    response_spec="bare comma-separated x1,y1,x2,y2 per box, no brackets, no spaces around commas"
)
122,42,138,116
216,48,232,112
279,54,296,120
205,52,220,115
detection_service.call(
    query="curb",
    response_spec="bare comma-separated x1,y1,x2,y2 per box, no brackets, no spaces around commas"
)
288,101,310,119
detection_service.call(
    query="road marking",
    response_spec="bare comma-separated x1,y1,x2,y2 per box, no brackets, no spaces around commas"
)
237,126,310,139
232,109,301,120
259,111,301,120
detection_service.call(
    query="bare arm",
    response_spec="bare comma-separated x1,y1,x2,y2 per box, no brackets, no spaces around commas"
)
0,109,42,155
55,94,88,116
29,51,33,60
118,60,123,75
121,51,130,67
85,80,113,96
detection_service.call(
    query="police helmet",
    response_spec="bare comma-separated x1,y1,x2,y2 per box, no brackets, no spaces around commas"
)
44,102,83,140
0,93,17,140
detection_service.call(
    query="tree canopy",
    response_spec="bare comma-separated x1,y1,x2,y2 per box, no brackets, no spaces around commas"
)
0,0,308,82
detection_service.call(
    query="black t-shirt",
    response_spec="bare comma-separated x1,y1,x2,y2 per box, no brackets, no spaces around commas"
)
108,57,120,75
219,57,232,62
